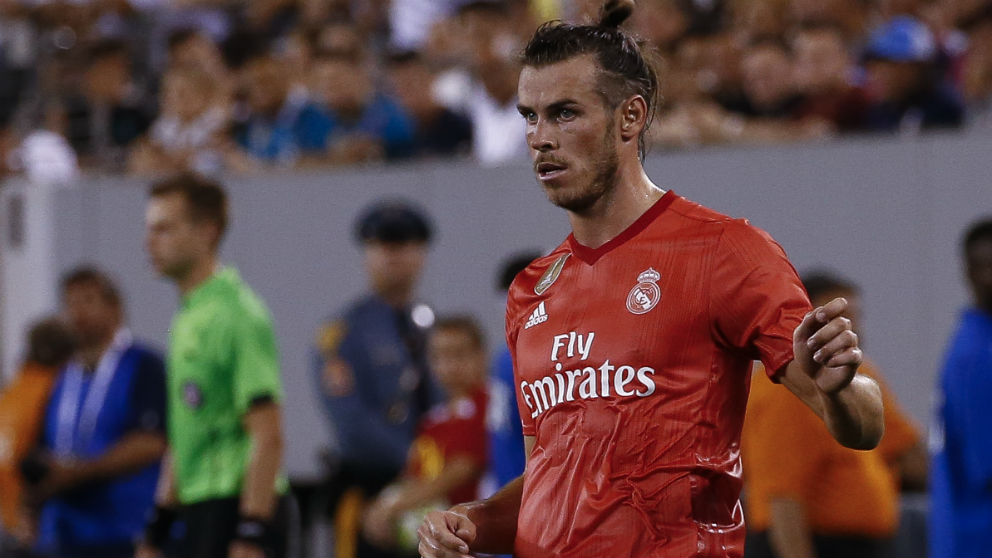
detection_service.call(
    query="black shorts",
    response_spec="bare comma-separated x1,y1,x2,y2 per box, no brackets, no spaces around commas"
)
174,496,290,558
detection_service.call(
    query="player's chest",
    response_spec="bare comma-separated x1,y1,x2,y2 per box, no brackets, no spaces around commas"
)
515,250,711,371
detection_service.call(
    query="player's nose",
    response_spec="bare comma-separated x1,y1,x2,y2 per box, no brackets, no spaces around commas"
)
528,120,558,152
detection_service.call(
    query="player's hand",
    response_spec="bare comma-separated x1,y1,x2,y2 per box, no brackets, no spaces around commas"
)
793,297,863,394
417,508,476,558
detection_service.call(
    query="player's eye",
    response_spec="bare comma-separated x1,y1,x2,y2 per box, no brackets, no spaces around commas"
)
520,110,537,123
558,108,576,120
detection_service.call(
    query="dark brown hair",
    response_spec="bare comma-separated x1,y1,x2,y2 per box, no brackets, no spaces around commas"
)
964,217,992,256
521,0,658,159
150,172,229,248
61,266,123,308
27,317,76,367
433,315,486,351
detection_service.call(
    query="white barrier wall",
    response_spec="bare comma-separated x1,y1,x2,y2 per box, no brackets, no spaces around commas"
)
1,130,989,478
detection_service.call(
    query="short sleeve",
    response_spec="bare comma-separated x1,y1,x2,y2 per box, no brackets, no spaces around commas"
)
125,351,167,434
506,286,534,437
231,311,283,415
709,222,811,379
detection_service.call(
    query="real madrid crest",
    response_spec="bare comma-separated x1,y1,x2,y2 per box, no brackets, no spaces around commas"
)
626,268,662,315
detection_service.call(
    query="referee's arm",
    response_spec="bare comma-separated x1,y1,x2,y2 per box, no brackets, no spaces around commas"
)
240,397,284,519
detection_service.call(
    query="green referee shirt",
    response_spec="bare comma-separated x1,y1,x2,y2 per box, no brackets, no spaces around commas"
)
166,267,287,504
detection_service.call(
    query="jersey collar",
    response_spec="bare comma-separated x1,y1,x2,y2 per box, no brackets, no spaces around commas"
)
183,266,238,308
567,190,677,265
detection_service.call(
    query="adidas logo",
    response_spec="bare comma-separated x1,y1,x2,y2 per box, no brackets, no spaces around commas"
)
525,302,549,329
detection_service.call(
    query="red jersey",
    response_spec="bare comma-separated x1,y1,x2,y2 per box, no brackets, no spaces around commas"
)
506,191,810,558
407,388,488,505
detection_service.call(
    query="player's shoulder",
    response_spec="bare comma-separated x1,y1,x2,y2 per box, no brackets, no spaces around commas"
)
671,196,784,258
506,245,569,311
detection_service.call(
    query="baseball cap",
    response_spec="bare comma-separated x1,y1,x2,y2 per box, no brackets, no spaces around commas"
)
354,200,433,244
864,16,936,63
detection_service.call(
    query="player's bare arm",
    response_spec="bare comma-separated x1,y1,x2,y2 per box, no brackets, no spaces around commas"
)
782,297,884,450
417,436,534,558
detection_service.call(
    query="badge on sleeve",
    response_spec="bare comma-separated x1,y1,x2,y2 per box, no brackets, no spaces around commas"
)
316,321,347,357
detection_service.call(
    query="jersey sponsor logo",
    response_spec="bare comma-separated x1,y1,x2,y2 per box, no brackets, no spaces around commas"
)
626,268,662,315
519,330,657,419
535,253,570,295
524,301,549,329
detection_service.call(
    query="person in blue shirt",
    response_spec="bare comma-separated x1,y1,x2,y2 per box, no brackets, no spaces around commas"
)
235,55,330,165
931,217,992,558
26,267,166,558
310,53,416,163
314,200,441,557
485,252,542,491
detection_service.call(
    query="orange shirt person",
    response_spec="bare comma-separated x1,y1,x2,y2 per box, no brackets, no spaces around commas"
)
742,271,925,557
0,318,75,543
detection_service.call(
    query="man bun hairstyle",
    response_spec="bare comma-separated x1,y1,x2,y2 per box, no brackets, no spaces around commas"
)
522,0,658,160
598,0,635,28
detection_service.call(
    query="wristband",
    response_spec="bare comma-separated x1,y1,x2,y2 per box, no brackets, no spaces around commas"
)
141,505,178,548
234,515,272,547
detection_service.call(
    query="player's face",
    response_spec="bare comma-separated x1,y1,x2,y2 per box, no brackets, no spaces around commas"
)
967,237,992,312
517,54,621,213
63,283,119,348
145,193,213,281
363,240,427,298
428,328,485,396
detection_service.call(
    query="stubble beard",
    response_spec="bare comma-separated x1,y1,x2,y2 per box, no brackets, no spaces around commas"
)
544,128,620,214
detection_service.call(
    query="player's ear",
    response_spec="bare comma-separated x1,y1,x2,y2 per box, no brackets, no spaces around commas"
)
619,95,647,140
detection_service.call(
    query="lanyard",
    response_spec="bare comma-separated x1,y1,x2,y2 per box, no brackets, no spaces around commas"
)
54,329,132,457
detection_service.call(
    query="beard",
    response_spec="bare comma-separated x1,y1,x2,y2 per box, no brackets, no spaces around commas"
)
543,127,620,213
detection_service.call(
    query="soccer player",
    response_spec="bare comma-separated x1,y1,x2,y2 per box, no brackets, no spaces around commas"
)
137,173,288,558
417,2,884,557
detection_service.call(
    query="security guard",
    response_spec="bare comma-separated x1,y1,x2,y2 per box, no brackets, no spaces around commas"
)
314,200,442,558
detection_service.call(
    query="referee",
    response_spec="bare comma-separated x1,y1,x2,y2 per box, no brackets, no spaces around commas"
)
138,173,288,558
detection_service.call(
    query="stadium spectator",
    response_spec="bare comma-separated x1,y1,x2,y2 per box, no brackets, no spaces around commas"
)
313,200,442,558
791,23,871,133
234,54,328,166
485,252,540,491
62,39,153,171
0,318,75,556
451,1,529,166
629,0,689,53
139,173,289,558
386,51,473,159
862,16,966,132
364,316,490,555
960,5,992,114
128,65,249,176
27,267,166,558
742,270,925,558
930,217,992,558
309,52,416,164
729,38,833,142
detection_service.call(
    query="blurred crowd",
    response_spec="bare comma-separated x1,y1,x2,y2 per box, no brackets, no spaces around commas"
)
0,0,991,182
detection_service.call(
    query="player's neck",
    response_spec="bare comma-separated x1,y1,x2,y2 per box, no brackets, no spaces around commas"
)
568,166,665,249
178,256,219,297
